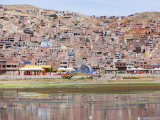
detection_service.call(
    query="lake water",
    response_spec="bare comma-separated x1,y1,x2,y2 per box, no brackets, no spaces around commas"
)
0,86,160,120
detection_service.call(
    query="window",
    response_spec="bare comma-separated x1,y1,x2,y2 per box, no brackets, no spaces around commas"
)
7,65,11,68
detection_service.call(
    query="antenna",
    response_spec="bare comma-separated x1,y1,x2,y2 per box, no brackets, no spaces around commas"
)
119,0,121,17
119,0,120,17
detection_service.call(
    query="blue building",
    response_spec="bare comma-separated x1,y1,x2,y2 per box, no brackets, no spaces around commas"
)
41,41,52,48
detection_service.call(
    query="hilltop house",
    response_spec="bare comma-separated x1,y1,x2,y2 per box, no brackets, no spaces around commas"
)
0,5,4,10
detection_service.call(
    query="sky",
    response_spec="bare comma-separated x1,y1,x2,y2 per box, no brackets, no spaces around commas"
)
1,0,160,16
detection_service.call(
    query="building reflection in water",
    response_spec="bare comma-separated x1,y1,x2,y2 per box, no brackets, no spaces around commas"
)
0,90,159,120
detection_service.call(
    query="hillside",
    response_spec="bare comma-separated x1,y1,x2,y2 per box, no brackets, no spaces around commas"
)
4,4,42,10
131,12,160,22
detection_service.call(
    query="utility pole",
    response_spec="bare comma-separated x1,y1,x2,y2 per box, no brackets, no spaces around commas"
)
1,63,2,74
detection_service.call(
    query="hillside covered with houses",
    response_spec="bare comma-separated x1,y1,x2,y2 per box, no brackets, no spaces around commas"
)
0,4,160,75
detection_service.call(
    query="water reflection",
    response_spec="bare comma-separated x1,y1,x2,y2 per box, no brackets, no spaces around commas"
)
0,90,160,120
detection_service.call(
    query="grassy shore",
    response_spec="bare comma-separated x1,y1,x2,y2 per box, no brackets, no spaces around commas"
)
0,76,159,90
0,81,160,88
0,82,160,94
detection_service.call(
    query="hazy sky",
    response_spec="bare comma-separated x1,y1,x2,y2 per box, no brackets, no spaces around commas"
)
1,0,160,16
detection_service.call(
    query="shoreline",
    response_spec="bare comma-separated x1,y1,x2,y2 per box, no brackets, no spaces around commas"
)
0,81,160,93
0,75,159,88
0,79,160,87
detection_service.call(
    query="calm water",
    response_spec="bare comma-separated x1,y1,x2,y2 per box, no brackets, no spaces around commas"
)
0,89,160,120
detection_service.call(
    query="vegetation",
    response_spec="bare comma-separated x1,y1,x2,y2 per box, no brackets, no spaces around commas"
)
127,19,131,22
123,76,139,79
18,21,22,24
149,19,153,22
50,14,58,18
36,24,40,29
86,38,90,43
131,12,160,21
46,66,53,72
72,21,80,26
145,31,148,35
96,23,100,26
118,71,124,74
54,35,57,39
33,41,38,43
121,55,126,59
122,76,158,79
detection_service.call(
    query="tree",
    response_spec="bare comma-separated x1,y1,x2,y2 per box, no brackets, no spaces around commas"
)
72,21,80,26
50,14,57,18
145,31,148,35
148,31,150,35
54,35,57,39
18,21,22,24
86,38,90,43
33,41,38,43
143,49,145,53
46,66,53,72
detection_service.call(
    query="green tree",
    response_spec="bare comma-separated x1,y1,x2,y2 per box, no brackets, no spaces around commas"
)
145,31,148,35
50,14,57,18
86,38,90,43
54,35,57,39
72,21,80,26
121,55,126,59
46,66,53,72
18,21,22,24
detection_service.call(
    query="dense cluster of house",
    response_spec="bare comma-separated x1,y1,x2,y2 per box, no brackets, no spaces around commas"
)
0,5,160,75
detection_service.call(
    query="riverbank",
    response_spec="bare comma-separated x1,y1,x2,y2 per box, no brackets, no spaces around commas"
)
0,75,160,89
0,82,160,94
0,76,160,83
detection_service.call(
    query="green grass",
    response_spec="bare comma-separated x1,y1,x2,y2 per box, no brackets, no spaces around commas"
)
0,82,160,88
